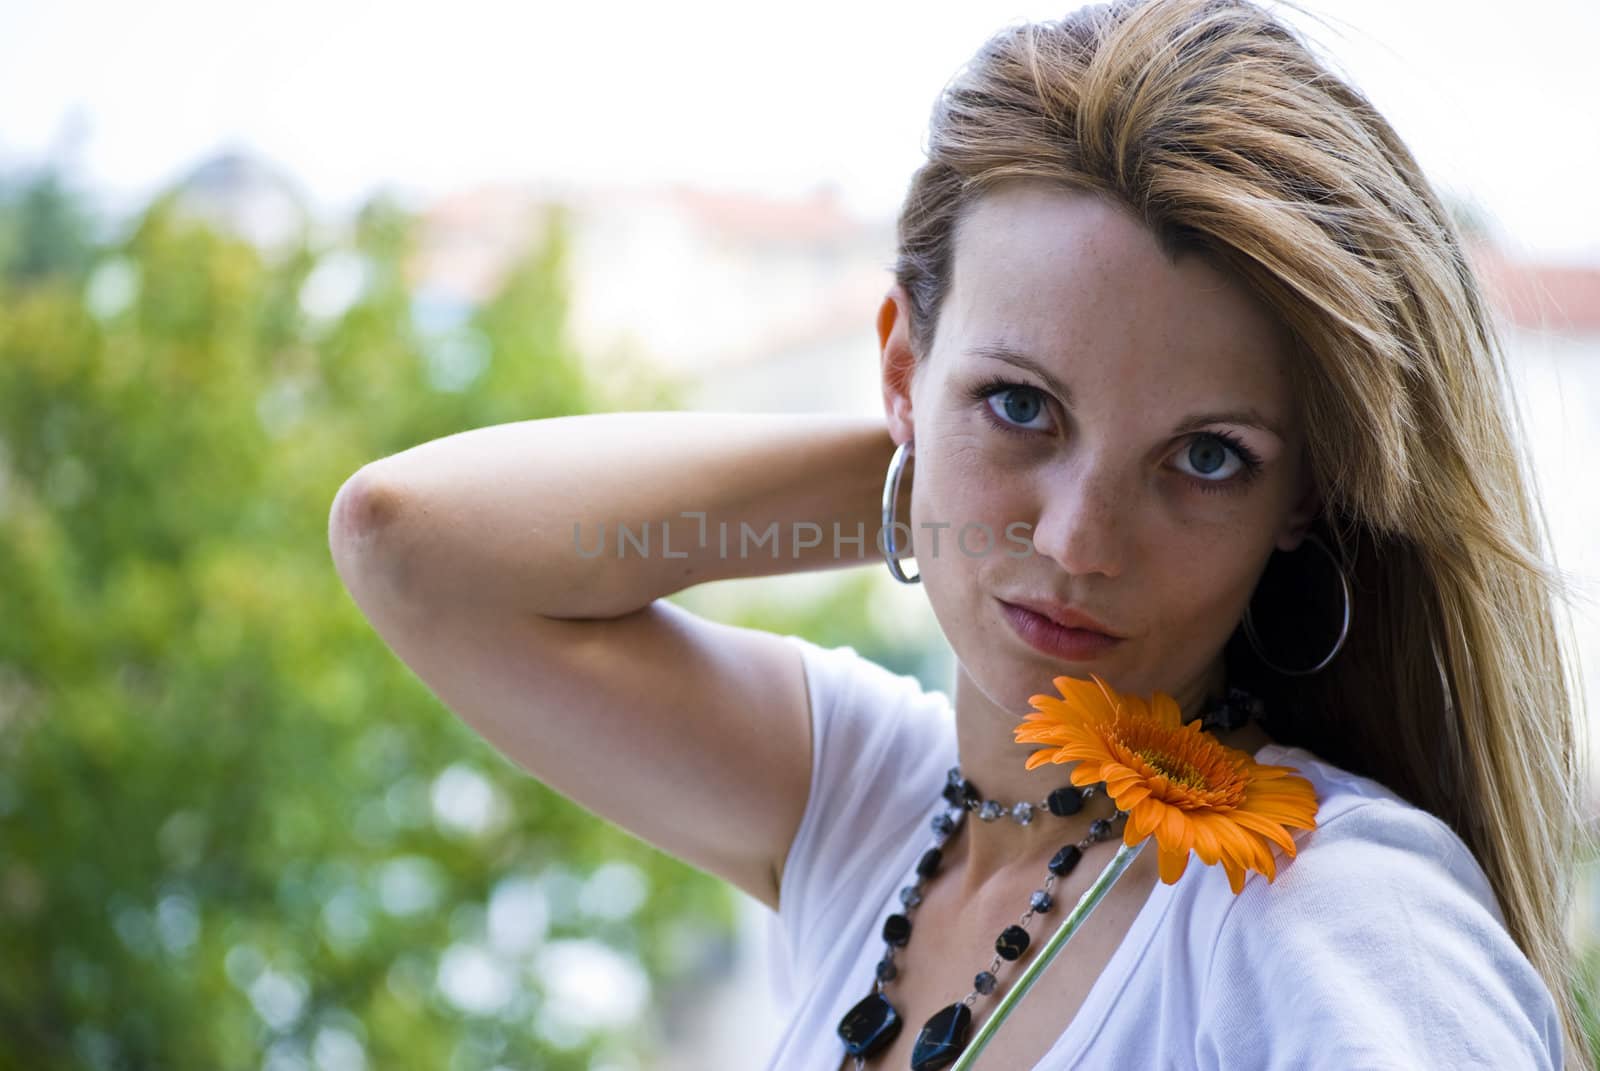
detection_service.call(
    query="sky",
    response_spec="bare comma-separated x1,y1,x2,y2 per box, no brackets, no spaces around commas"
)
0,0,1596,260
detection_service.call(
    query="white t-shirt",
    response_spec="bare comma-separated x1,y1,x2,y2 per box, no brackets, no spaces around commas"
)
759,634,1566,1070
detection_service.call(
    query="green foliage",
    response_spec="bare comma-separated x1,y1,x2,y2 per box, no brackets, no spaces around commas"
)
0,169,98,286
0,170,737,1070
1580,941,1600,1071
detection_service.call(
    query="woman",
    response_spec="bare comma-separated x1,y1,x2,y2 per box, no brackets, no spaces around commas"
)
328,0,1589,1067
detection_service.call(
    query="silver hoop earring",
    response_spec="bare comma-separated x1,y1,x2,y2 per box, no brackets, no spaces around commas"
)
881,439,920,585
1242,531,1351,676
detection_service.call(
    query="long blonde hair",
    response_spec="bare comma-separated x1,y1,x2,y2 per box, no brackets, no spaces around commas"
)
892,0,1593,1062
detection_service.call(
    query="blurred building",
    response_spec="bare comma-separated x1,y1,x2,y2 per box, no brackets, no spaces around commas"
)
408,179,896,417
170,148,312,257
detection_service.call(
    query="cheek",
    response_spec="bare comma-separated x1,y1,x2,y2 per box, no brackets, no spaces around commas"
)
1144,523,1271,629
907,446,1022,622
1161,480,1273,530
913,428,1024,537
924,477,1031,587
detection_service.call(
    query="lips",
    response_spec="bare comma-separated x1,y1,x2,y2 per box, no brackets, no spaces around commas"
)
999,599,1125,662
999,597,1125,639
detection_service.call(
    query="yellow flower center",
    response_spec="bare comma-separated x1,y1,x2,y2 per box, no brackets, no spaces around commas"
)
1135,747,1207,789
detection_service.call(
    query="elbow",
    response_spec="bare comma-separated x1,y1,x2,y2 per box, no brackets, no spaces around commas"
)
330,463,405,549
328,463,414,607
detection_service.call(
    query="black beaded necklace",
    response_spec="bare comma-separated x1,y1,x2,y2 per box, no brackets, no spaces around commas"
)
836,685,1267,1071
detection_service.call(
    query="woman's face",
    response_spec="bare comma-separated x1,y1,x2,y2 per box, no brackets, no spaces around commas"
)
880,179,1319,717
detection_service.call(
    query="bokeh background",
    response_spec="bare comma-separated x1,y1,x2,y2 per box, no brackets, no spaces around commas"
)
2,1,1597,1068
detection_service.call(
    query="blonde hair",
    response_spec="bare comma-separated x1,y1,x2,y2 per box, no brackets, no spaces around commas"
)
892,0,1593,1063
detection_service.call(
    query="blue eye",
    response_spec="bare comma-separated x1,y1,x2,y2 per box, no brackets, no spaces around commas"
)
1179,437,1238,478
969,376,1053,433
987,387,1050,430
1172,432,1264,492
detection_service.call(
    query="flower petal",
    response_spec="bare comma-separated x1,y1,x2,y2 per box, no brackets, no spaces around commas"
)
1109,781,1153,811
1158,802,1195,856
1128,799,1165,842
1024,748,1063,771
1157,843,1191,884
1188,813,1224,866
1222,855,1247,894
1227,808,1299,856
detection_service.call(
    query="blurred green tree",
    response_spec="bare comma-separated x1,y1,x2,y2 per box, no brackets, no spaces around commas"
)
0,169,754,1070
0,168,98,285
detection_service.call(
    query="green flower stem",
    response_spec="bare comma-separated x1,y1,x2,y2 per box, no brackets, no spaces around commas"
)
948,836,1149,1071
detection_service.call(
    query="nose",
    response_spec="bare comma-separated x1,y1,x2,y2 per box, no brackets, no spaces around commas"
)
1026,456,1127,580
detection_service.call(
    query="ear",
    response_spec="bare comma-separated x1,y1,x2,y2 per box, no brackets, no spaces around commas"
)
1276,449,1322,552
878,284,918,446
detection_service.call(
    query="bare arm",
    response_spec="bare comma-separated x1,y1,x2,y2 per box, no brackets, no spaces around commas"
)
334,410,904,617
328,411,906,910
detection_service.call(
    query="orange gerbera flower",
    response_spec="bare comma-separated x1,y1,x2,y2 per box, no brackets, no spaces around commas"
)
1015,673,1320,894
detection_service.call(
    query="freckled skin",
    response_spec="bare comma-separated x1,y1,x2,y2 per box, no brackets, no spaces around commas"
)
878,180,1319,830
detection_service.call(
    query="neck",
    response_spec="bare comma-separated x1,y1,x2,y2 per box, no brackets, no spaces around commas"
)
946,660,1274,898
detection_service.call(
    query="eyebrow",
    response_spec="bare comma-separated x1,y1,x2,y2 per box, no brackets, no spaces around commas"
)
967,342,1287,440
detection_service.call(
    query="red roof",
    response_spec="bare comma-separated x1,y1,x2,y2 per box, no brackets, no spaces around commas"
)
1468,242,1600,336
